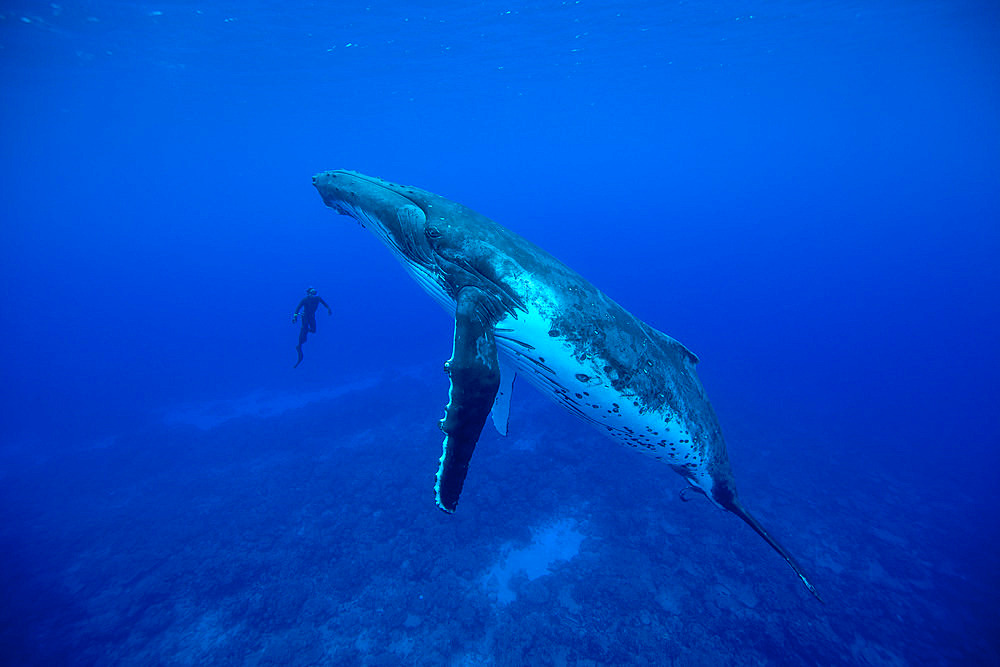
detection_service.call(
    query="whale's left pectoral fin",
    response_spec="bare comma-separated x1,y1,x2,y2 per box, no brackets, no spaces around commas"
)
435,288,502,513
490,360,516,436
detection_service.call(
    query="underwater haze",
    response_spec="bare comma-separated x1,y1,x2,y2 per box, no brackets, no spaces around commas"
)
1,1,998,665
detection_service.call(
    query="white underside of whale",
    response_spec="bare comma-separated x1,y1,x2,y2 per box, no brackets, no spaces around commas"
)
346,200,714,493
490,305,715,494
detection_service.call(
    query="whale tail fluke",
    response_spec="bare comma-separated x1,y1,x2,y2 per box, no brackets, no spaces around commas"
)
734,501,823,602
720,493,823,602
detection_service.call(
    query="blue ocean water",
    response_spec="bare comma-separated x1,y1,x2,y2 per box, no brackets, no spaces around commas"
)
1,0,998,664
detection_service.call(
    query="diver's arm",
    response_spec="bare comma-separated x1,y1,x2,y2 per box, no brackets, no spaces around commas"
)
319,297,332,314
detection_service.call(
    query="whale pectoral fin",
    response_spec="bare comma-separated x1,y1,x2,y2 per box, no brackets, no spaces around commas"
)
490,360,516,436
435,287,502,513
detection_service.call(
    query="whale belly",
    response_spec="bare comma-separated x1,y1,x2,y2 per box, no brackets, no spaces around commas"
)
492,307,714,492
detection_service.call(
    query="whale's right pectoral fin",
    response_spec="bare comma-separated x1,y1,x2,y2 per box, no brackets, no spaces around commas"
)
435,287,502,513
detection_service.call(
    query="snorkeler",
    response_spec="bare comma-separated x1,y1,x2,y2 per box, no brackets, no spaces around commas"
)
292,286,332,368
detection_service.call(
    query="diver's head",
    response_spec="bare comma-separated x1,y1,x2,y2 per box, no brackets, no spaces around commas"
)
307,286,318,296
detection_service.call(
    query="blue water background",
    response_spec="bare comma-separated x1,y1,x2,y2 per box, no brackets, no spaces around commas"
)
1,1,998,664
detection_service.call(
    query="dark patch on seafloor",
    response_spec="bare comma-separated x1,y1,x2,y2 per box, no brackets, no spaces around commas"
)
0,368,994,666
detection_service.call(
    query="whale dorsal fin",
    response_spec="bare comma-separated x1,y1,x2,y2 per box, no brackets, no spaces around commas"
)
434,287,502,513
644,325,699,365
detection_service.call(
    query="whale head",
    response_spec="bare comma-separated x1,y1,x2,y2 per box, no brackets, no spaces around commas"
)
313,170,454,306
313,171,435,262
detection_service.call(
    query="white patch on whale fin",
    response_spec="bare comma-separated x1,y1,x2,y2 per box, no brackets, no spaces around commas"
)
490,359,516,436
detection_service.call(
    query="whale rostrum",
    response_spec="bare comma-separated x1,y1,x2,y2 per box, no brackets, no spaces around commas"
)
313,169,821,601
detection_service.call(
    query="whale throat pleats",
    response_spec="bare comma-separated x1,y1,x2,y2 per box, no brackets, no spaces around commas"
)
434,287,502,513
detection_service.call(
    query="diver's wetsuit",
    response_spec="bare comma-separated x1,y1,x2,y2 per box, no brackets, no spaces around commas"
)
294,293,330,367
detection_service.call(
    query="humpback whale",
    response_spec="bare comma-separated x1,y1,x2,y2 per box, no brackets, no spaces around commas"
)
313,170,821,601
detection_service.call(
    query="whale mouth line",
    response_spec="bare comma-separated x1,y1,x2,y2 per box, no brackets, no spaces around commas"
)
338,201,406,257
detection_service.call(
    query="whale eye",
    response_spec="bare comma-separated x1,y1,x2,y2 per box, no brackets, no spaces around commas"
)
425,225,442,239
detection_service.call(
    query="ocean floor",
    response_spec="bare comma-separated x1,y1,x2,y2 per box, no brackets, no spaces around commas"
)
0,367,994,665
